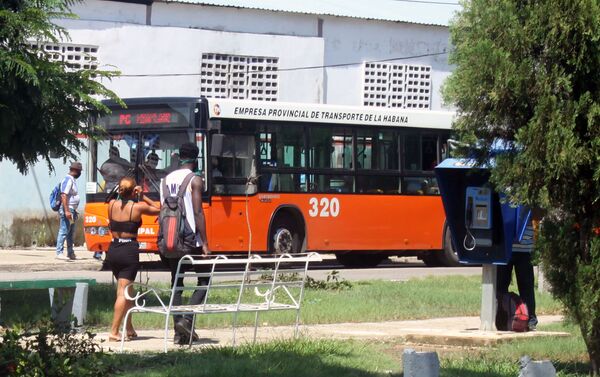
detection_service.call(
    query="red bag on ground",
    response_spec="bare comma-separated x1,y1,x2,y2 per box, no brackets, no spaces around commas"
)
496,292,529,332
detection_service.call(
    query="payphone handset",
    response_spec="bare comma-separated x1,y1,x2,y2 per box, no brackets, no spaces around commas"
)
464,186,493,250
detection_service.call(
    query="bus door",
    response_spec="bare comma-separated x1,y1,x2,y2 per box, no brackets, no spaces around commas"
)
209,132,258,252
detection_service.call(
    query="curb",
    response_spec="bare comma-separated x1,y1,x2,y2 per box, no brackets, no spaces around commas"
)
0,262,104,273
403,330,571,347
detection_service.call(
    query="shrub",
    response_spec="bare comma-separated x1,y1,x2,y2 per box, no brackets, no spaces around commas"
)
0,322,113,377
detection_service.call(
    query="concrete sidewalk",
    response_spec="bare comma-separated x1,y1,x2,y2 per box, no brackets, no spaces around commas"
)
98,315,567,353
0,247,108,272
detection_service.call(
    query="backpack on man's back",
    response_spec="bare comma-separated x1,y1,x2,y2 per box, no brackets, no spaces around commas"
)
157,173,197,259
496,292,529,332
49,182,62,211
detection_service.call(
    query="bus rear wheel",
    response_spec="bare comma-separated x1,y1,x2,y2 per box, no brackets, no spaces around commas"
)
335,253,386,268
269,215,302,254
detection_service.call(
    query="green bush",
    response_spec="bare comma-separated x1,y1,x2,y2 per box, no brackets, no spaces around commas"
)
0,322,112,377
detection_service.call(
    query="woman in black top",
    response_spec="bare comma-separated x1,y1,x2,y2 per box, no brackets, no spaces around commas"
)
107,177,160,342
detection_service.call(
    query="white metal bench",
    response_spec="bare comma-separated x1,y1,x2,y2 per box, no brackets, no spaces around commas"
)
121,252,322,352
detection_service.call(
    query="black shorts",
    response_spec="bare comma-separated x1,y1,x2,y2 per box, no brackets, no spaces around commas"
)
106,240,140,281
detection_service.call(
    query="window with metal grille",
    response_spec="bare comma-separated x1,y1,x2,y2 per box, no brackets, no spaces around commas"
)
363,63,431,109
201,53,279,101
28,42,99,70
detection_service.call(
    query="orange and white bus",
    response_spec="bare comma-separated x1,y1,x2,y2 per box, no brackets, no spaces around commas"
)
84,97,458,267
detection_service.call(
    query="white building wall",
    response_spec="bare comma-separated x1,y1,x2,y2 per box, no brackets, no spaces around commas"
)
151,2,318,37
59,18,324,102
321,17,452,109
69,0,147,24
0,158,74,246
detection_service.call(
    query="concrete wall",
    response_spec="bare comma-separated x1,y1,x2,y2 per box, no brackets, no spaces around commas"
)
0,158,74,247
67,0,452,108
59,18,324,102
321,16,452,108
151,2,319,37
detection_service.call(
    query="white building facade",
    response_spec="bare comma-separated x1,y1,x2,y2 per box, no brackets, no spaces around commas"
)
0,0,459,245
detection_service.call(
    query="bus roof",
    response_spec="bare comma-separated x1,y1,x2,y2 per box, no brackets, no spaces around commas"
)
101,97,202,107
207,98,454,129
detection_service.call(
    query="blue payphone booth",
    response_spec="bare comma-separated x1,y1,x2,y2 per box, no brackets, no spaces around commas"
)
434,158,530,265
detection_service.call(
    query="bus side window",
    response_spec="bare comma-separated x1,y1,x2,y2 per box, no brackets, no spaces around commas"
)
422,136,438,171
404,134,421,171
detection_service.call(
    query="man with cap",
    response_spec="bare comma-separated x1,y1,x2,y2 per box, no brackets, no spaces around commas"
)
141,151,166,192
160,142,209,344
56,161,83,261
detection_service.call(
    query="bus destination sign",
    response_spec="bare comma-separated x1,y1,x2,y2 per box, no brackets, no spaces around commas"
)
100,108,186,129
118,112,175,125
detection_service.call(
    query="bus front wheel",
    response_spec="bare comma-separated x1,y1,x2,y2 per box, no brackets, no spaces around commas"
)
437,225,461,267
269,216,302,254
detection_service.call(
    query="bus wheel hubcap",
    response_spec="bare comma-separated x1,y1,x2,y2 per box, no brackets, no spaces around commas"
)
273,228,293,253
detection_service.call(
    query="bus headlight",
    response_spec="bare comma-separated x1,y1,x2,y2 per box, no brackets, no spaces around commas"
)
85,226,97,235
85,226,110,237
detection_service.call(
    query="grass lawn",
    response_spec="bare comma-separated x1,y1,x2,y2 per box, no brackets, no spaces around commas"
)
0,275,591,376
110,339,399,377
104,322,589,376
0,275,563,330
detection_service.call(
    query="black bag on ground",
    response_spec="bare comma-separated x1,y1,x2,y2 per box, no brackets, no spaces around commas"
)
157,173,196,259
496,292,529,332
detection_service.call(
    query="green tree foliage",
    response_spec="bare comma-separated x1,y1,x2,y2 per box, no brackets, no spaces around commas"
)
0,0,118,173
443,0,599,374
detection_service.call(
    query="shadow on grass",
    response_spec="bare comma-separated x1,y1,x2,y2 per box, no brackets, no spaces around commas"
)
0,289,53,325
440,361,591,377
553,360,591,376
0,283,118,327
109,339,399,377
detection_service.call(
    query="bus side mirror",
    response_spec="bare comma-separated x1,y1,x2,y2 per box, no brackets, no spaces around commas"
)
211,134,225,157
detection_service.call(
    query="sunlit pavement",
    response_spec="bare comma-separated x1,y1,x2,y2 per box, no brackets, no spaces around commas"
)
96,315,566,353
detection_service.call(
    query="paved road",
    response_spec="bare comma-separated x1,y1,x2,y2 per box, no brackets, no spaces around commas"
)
0,250,481,284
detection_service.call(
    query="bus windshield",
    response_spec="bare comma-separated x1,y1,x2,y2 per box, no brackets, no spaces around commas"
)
88,99,205,200
92,130,198,197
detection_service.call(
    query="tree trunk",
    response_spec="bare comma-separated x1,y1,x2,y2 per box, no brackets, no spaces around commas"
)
584,330,600,376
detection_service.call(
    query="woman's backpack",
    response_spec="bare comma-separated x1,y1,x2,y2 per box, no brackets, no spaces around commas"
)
496,292,529,332
157,173,197,259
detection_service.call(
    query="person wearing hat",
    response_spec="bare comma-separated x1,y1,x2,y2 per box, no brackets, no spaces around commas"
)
55,161,83,261
159,142,210,344
141,151,166,192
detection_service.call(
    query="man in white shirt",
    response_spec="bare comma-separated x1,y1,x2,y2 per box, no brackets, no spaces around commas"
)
55,161,82,261
160,142,209,344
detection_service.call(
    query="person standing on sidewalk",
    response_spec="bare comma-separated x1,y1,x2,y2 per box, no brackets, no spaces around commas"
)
55,162,83,261
160,142,210,345
106,177,160,342
496,213,539,331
